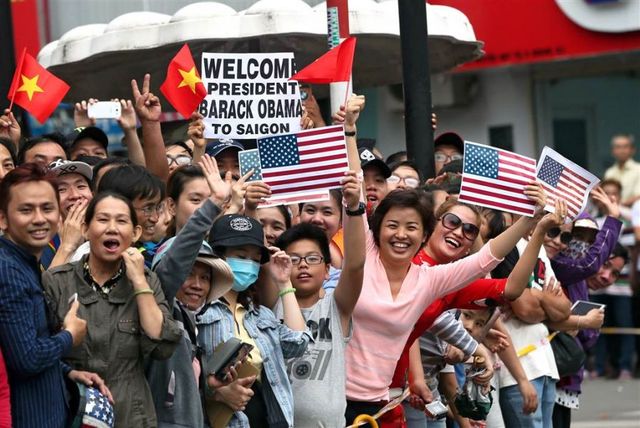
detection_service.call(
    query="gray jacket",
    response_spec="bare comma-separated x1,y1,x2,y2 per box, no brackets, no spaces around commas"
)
148,199,221,428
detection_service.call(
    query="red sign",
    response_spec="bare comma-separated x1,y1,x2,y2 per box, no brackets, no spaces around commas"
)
429,0,640,70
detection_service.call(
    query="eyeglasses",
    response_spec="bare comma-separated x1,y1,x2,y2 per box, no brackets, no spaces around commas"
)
546,227,573,245
434,153,463,163
440,212,480,241
136,202,165,217
289,255,324,265
166,154,192,167
387,175,420,188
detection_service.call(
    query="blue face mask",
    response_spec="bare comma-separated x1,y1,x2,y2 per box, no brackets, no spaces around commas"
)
227,257,260,292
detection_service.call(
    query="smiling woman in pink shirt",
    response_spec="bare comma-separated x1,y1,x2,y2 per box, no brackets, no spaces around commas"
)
344,186,546,425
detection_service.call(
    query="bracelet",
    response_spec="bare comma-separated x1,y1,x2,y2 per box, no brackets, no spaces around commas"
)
133,288,154,297
278,287,296,297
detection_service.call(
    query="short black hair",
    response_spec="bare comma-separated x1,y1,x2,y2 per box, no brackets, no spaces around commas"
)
17,133,67,165
386,150,407,166
275,223,331,265
370,189,434,248
611,242,629,265
97,164,165,202
85,191,138,227
389,159,423,183
0,137,17,165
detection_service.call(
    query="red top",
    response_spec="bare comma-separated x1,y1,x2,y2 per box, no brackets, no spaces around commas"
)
389,248,507,388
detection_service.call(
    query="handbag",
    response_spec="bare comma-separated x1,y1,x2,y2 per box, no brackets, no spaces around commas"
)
550,331,586,378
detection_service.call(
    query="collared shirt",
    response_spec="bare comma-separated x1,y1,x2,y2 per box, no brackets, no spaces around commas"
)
0,237,73,428
604,158,640,202
197,301,311,428
227,302,263,380
82,260,124,298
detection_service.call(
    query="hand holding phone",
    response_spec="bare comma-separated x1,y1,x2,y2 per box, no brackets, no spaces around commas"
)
88,101,121,119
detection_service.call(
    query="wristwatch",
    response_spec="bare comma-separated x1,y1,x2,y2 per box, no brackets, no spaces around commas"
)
344,130,357,137
345,202,366,216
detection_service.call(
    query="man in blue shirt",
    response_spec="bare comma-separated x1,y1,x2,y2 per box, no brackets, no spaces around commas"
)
0,163,107,428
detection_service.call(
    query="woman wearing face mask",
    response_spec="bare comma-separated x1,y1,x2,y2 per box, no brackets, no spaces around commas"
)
198,214,311,428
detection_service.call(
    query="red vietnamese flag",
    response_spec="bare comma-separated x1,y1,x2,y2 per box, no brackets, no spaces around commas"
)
7,50,70,123
290,37,356,84
160,44,207,118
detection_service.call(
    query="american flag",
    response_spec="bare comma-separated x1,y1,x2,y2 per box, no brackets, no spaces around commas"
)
81,386,114,428
238,149,264,182
536,147,599,219
459,142,537,216
257,125,349,195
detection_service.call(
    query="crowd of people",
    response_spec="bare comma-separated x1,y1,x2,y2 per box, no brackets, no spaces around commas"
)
0,76,635,428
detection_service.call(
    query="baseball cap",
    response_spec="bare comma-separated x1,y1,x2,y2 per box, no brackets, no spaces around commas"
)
205,139,244,158
209,214,270,264
67,126,109,150
48,159,93,181
152,238,234,303
573,212,598,231
434,132,464,154
358,147,391,178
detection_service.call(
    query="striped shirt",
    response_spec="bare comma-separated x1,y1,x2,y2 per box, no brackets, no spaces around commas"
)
0,237,72,428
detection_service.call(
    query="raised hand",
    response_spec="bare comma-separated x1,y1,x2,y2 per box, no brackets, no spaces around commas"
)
114,98,137,131
122,247,147,287
244,181,272,211
199,153,232,206
59,200,88,253
536,199,568,232
0,109,21,147
131,74,162,122
229,170,255,213
74,99,98,127
341,170,361,210
591,186,620,219
267,246,293,289
187,112,206,149
523,181,547,215
300,106,315,130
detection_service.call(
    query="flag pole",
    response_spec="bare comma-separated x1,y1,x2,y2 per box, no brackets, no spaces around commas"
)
8,47,27,112
327,0,350,115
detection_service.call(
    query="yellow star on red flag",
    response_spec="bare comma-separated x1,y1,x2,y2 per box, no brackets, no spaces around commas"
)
17,74,44,101
177,67,202,94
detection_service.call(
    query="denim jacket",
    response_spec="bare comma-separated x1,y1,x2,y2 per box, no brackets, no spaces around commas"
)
197,301,312,428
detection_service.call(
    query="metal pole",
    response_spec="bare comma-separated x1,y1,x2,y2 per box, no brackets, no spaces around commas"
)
0,0,17,109
398,0,434,179
326,0,350,114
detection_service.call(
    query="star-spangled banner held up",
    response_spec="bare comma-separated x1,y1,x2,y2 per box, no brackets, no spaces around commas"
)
237,148,331,207
459,141,538,217
256,124,349,196
536,146,599,219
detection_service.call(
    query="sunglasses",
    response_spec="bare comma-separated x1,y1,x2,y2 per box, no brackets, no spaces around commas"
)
546,227,573,245
440,212,480,241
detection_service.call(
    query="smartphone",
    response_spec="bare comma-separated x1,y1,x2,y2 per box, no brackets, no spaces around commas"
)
206,337,254,381
88,101,121,119
571,300,605,316
425,400,448,419
68,293,78,306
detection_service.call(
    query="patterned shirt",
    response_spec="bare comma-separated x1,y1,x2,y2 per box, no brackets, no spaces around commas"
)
82,260,124,299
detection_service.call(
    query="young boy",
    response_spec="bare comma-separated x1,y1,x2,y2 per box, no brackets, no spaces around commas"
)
270,171,364,427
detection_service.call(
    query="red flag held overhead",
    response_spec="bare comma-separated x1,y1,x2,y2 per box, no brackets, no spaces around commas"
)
290,37,356,84
7,51,70,123
160,44,207,118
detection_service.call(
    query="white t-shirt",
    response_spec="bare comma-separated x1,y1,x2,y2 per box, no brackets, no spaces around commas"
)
498,239,560,389
274,293,351,428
